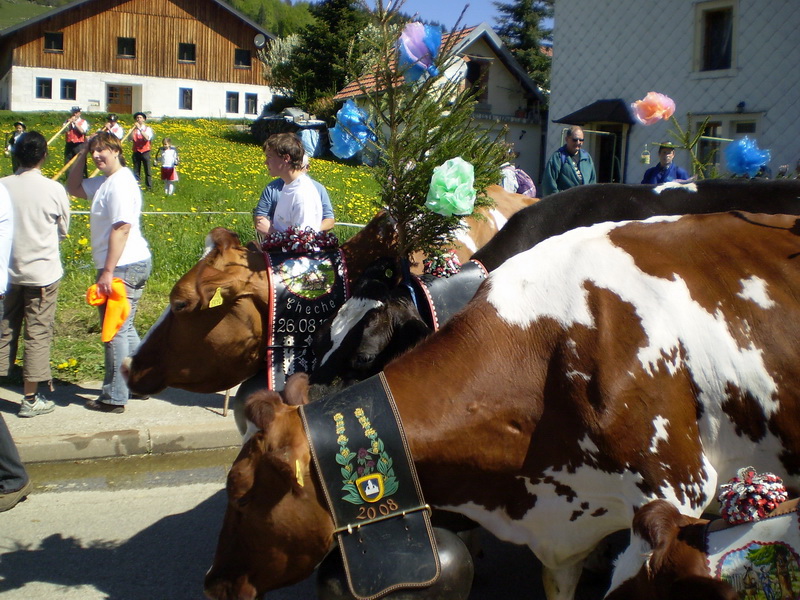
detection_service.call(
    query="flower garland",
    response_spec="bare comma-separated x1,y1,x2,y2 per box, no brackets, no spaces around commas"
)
260,227,339,253
423,249,461,278
718,466,788,525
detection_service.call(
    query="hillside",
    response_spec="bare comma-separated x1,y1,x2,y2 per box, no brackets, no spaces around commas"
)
0,0,63,30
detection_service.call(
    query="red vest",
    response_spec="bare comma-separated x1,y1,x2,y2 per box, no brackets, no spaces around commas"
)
132,127,151,153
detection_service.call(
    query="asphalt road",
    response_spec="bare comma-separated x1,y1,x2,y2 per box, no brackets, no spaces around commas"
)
0,451,612,599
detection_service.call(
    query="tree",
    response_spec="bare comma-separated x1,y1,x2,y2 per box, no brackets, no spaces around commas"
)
339,3,510,259
283,0,370,107
493,0,553,95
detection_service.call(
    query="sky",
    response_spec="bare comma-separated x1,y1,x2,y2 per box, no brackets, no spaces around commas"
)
395,0,502,29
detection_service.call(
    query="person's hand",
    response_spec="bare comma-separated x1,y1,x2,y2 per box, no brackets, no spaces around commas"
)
96,270,114,296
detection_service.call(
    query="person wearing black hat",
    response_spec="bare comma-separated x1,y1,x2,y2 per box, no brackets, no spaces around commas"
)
5,122,26,173
64,107,90,176
103,114,124,140
641,143,690,184
130,112,154,191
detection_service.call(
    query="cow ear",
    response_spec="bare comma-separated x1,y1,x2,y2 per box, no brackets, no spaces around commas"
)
632,499,681,549
245,389,282,430
207,227,242,252
196,267,245,308
283,373,311,406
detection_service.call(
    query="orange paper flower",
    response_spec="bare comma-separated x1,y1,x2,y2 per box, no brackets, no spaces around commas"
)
631,92,676,125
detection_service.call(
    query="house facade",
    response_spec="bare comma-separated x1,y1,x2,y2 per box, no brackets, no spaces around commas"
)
335,24,545,181
0,0,275,118
547,0,800,183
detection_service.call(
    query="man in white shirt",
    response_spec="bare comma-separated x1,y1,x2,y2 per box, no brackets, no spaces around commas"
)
263,133,321,233
0,131,69,417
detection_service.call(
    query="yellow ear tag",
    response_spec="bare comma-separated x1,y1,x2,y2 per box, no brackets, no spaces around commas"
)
295,460,304,487
209,287,223,308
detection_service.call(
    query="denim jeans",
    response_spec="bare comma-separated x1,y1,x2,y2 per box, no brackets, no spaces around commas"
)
97,258,151,405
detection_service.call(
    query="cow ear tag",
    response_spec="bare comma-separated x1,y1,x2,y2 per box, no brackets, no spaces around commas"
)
295,460,304,487
209,287,223,308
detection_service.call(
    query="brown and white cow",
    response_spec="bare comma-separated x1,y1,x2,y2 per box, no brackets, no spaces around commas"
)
311,178,800,385
123,186,534,397
605,498,800,600
205,211,800,600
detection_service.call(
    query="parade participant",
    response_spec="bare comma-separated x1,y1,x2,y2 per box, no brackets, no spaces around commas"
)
66,132,151,413
130,112,154,191
641,143,690,184
263,133,322,233
5,121,26,173
103,114,124,140
64,106,89,176
254,153,333,237
541,126,596,196
0,132,69,418
155,138,179,195
0,183,33,512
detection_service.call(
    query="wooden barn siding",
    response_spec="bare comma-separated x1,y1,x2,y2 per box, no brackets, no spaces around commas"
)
7,0,264,85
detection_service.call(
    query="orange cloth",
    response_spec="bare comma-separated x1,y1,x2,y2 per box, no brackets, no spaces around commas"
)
86,278,131,342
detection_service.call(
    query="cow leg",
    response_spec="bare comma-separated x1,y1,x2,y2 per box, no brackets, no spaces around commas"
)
232,371,267,436
542,563,582,600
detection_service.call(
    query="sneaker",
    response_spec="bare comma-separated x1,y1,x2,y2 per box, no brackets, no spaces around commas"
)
18,394,56,418
85,398,125,414
0,480,32,512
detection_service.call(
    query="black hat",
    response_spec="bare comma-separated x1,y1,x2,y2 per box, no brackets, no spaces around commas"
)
13,121,25,128
107,114,118,122
133,112,146,120
71,106,82,113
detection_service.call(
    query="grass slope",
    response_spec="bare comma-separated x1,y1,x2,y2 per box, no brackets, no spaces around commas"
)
0,112,380,383
0,0,54,30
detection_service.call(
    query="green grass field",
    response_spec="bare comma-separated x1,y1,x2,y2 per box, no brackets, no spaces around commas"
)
0,112,381,383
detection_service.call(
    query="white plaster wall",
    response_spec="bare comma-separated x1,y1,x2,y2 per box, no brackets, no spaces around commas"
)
5,66,274,119
549,0,800,182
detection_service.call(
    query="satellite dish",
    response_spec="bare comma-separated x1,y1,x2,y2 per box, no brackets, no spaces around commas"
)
254,33,267,48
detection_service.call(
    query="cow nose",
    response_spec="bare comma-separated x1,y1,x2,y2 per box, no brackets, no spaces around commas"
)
120,356,132,381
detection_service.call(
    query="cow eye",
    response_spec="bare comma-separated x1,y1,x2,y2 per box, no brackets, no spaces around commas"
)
172,299,189,313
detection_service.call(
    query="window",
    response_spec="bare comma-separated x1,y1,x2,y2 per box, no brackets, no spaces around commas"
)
694,1,736,72
226,92,239,113
178,43,196,63
734,121,756,134
697,120,722,173
465,58,490,103
245,93,258,115
117,37,136,58
60,79,76,101
179,88,193,110
44,32,64,53
234,49,251,68
36,77,52,99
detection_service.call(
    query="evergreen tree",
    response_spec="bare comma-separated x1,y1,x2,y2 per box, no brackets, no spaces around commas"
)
493,0,552,95
343,3,510,258
286,0,370,106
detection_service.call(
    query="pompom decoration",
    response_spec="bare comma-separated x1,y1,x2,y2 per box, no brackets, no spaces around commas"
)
423,249,461,278
718,466,788,525
724,136,771,178
397,22,442,82
630,92,676,126
260,227,339,254
329,100,373,160
425,157,476,217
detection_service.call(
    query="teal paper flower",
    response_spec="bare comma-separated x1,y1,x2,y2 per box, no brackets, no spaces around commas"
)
425,157,475,217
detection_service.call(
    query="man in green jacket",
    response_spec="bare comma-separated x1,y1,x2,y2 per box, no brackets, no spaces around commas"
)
541,126,596,196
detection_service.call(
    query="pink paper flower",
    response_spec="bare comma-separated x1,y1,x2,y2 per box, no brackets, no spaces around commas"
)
631,92,676,126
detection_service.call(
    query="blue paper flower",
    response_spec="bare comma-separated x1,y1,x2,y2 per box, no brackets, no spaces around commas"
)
725,136,771,178
329,100,373,160
398,22,442,83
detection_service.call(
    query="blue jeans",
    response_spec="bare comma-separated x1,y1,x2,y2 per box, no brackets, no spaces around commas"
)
97,258,151,405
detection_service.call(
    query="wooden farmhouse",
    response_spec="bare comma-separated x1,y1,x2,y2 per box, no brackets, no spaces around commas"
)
0,0,275,118
335,23,545,182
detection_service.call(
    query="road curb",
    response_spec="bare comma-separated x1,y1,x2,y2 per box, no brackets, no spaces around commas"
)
14,422,241,463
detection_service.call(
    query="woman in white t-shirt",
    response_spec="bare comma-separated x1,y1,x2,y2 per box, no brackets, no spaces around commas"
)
66,132,152,413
